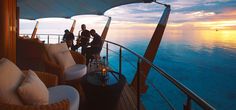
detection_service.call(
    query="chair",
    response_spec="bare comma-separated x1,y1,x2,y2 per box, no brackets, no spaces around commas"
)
0,58,80,110
43,43,87,83
16,37,87,102
16,37,87,83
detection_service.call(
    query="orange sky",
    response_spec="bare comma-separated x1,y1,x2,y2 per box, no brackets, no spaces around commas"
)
20,1,236,35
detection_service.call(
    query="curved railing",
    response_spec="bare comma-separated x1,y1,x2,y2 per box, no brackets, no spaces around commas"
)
19,34,215,110
103,40,215,110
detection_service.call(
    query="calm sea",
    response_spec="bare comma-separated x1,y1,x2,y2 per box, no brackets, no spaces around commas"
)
104,29,236,110
35,29,236,110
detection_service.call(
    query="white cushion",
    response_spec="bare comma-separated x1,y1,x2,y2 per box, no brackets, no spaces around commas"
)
17,70,49,105
44,43,62,63
44,43,76,70
64,64,87,80
48,85,79,110
0,58,24,105
54,50,76,70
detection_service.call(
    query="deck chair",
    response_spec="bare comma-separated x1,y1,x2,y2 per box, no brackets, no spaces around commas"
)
0,58,80,110
16,36,87,83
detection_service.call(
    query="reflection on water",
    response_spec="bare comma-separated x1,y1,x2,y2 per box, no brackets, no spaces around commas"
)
164,30,236,52
106,29,236,110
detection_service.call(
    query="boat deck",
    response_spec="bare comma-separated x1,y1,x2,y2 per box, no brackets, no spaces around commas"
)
79,82,145,110
78,62,145,110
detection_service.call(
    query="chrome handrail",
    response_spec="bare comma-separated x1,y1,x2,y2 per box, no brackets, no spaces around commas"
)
19,34,215,110
104,40,215,110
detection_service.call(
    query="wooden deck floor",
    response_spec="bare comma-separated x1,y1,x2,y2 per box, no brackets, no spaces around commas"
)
78,63,145,110
79,82,145,110
116,83,145,110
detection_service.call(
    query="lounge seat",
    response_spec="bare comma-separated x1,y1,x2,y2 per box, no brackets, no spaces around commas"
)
64,64,87,80
16,37,87,83
49,85,80,110
0,58,80,110
43,43,87,82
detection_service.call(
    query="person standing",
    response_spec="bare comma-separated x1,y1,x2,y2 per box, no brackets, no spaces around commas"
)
86,29,102,64
63,29,75,48
78,24,90,56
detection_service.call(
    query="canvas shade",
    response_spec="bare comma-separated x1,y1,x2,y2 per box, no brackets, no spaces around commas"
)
17,0,153,19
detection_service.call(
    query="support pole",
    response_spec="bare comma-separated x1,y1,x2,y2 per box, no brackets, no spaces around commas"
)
119,47,122,74
31,21,39,39
131,4,171,93
16,7,20,38
0,0,17,63
70,19,76,33
137,59,141,110
99,16,111,53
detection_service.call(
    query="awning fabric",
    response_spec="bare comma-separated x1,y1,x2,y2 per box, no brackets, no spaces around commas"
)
17,0,153,19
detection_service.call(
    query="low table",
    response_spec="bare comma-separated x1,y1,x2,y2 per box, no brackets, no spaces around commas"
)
81,69,126,110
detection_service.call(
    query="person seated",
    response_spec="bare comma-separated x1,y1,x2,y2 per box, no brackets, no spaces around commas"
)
62,29,75,49
86,29,102,65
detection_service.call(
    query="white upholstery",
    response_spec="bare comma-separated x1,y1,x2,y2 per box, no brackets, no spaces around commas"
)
44,43,76,69
44,43,87,80
17,70,49,105
44,43,63,63
64,64,87,81
0,58,24,105
48,85,80,110
54,51,75,70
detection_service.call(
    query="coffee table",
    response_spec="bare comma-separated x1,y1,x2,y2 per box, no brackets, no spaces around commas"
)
81,69,126,110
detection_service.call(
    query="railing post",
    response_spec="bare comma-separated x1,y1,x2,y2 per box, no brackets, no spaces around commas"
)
137,58,141,110
184,96,192,110
106,42,108,65
119,47,122,74
47,35,49,44
58,35,60,43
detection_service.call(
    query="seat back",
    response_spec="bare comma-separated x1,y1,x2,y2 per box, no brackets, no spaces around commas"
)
16,37,48,71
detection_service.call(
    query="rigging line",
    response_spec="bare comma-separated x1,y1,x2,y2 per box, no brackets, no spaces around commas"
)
146,78,176,110
154,0,170,7
101,45,174,109
138,71,175,110
107,63,118,72
102,47,138,75
102,47,137,71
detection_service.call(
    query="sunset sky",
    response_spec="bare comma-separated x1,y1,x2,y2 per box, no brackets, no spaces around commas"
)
104,0,236,30
20,0,236,34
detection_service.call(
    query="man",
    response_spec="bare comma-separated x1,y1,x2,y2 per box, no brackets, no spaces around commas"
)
62,29,75,48
89,29,102,50
86,29,102,64
79,24,90,55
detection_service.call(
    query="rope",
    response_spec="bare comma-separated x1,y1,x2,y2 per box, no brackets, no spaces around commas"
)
154,1,170,7
102,46,176,109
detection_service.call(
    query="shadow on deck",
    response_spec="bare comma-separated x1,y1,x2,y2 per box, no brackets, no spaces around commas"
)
79,82,145,110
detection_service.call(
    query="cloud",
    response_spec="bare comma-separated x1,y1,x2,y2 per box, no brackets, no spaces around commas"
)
105,3,163,23
20,0,236,34
104,0,236,25
174,0,236,13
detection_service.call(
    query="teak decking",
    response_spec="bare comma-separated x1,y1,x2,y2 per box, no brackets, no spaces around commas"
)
79,63,145,110
79,82,145,110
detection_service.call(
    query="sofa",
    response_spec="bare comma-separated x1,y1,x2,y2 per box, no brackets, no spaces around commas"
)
0,58,80,110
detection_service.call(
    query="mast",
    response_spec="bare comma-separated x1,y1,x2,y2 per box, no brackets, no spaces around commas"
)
70,19,76,33
131,3,171,93
99,16,112,53
31,21,39,39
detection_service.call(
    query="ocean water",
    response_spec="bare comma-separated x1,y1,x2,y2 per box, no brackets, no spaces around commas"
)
35,29,236,110
102,29,236,110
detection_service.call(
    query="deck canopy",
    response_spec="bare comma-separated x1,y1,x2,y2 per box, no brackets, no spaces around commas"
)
17,0,153,19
